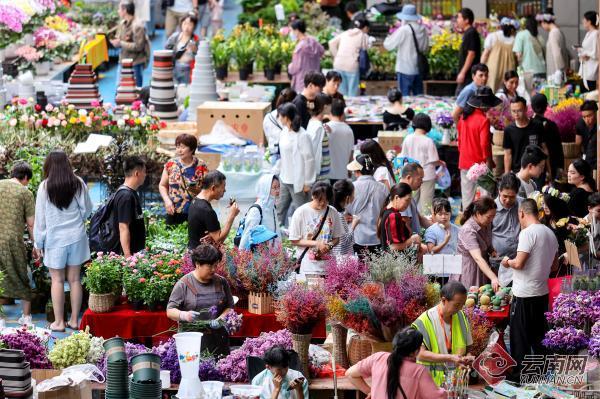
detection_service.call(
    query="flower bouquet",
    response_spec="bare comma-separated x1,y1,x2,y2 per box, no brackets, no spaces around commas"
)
546,98,583,143
0,327,51,369
545,291,594,329
0,4,29,49
275,281,326,377
217,329,292,382
464,307,494,356
48,327,99,369
466,163,496,196
542,327,589,354
234,246,295,314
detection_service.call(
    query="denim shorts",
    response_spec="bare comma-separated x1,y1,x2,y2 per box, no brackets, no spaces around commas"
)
43,239,91,269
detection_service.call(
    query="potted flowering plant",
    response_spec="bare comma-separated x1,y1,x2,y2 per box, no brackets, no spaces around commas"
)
235,246,295,315
275,281,326,378
257,37,281,81
427,30,460,80
82,252,123,313
230,24,257,80
210,31,231,80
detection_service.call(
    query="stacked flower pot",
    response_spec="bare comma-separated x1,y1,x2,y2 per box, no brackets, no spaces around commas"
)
187,40,218,122
149,50,178,121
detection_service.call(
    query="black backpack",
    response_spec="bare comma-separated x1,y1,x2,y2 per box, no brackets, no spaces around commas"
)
89,186,129,253
233,204,263,247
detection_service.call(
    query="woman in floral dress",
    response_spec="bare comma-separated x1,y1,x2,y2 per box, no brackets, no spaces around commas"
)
0,162,37,325
159,134,208,225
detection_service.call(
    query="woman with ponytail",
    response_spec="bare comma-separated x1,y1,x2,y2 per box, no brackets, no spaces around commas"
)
346,327,446,399
567,159,597,217
377,183,421,252
276,103,316,226
453,196,500,291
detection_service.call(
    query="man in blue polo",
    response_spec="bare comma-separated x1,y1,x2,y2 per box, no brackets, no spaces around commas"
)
452,63,489,122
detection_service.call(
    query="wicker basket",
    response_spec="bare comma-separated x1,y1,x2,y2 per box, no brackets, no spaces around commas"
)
89,293,115,313
331,324,350,369
562,142,581,158
348,335,372,365
292,333,312,379
370,341,393,353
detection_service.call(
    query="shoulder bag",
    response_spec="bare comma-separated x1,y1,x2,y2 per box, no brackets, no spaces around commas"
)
409,24,430,80
296,206,330,267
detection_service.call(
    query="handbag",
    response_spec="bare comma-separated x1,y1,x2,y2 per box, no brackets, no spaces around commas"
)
408,24,430,80
296,206,330,267
358,34,370,78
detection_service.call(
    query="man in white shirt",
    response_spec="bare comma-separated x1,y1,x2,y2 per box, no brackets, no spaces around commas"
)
383,4,428,96
325,99,354,184
501,199,558,382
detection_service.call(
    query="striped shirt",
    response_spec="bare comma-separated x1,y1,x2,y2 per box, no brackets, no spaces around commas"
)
319,132,331,179
333,210,354,256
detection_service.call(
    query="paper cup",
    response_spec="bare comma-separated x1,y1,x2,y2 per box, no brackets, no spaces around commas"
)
160,370,171,389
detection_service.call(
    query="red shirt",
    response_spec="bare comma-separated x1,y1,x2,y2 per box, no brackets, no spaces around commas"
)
380,208,411,249
457,108,491,170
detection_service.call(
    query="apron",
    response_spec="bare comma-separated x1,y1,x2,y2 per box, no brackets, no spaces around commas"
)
488,40,517,93
179,274,231,358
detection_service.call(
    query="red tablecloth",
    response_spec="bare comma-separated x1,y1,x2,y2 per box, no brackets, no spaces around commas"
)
485,307,510,326
80,304,327,345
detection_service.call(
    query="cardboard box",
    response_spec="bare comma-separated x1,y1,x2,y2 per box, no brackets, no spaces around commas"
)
377,130,406,153
33,369,92,399
196,102,271,146
198,152,222,171
156,121,199,150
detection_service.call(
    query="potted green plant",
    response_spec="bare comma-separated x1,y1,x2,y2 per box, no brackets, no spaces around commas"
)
83,253,122,313
210,32,231,80
123,270,145,310
142,276,174,312
231,36,255,80
258,38,280,81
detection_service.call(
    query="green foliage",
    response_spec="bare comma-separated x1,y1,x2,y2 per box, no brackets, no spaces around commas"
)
365,247,420,284
69,1,119,27
146,218,188,253
83,255,123,294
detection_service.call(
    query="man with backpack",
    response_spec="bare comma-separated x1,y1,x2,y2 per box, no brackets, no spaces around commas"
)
90,157,147,257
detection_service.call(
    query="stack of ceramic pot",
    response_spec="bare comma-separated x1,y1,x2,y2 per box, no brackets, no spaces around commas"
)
64,64,102,109
115,58,139,113
148,50,178,121
103,337,128,399
0,349,31,398
129,353,162,399
187,40,218,122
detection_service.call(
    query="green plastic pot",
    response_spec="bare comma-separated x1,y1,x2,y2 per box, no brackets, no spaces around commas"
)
103,337,126,362
131,353,161,383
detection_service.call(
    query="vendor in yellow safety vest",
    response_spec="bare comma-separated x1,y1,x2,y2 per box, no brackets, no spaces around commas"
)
411,281,475,386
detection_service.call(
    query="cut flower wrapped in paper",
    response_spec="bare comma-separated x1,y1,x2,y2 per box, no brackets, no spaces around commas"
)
466,163,496,195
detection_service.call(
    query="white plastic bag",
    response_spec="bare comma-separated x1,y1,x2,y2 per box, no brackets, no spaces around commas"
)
199,120,247,146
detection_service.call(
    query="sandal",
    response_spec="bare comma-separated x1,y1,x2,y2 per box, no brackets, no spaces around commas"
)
47,323,65,333
66,323,79,330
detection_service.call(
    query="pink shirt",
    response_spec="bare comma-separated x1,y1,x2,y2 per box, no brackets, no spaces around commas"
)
357,352,446,399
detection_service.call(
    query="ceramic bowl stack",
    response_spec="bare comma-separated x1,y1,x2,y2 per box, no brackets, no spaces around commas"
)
115,58,139,113
103,338,128,399
187,40,218,122
64,64,102,109
149,50,178,121
129,353,162,399
0,349,32,399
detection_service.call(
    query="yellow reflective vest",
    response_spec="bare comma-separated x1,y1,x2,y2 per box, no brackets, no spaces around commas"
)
411,308,471,386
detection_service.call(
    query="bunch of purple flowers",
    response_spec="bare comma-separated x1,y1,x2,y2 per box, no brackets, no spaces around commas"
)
588,321,600,359
153,338,222,383
435,112,454,128
222,311,243,334
217,329,292,382
542,327,589,354
545,291,594,328
0,329,52,369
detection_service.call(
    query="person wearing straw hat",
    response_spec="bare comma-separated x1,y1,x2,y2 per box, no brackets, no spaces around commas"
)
383,4,429,96
457,86,502,209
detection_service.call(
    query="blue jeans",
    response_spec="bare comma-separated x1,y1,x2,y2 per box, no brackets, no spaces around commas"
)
133,63,144,87
338,70,360,97
397,72,423,96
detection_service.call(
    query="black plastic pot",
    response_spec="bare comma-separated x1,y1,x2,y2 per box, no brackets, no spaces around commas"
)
215,65,228,80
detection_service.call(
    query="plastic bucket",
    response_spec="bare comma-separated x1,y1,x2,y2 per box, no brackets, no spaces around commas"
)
103,337,126,363
131,353,161,383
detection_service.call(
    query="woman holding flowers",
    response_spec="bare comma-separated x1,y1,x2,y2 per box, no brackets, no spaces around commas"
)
287,19,324,93
34,151,93,332
167,244,234,357
159,133,207,226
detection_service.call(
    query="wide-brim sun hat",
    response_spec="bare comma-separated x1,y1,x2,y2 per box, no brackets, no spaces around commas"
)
347,158,363,172
396,4,421,21
466,86,503,109
248,225,278,247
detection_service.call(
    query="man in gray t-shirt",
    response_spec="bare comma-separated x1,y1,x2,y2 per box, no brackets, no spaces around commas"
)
501,199,558,381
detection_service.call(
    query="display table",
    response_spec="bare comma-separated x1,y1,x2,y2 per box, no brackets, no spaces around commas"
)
484,307,510,326
80,304,326,346
221,72,290,85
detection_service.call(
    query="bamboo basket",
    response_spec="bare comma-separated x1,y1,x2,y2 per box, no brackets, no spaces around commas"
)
88,293,115,313
492,130,504,147
348,335,372,365
248,292,274,315
331,324,350,369
562,142,581,158
292,333,312,379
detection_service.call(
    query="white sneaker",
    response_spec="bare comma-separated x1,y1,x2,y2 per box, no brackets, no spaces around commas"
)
18,314,32,326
